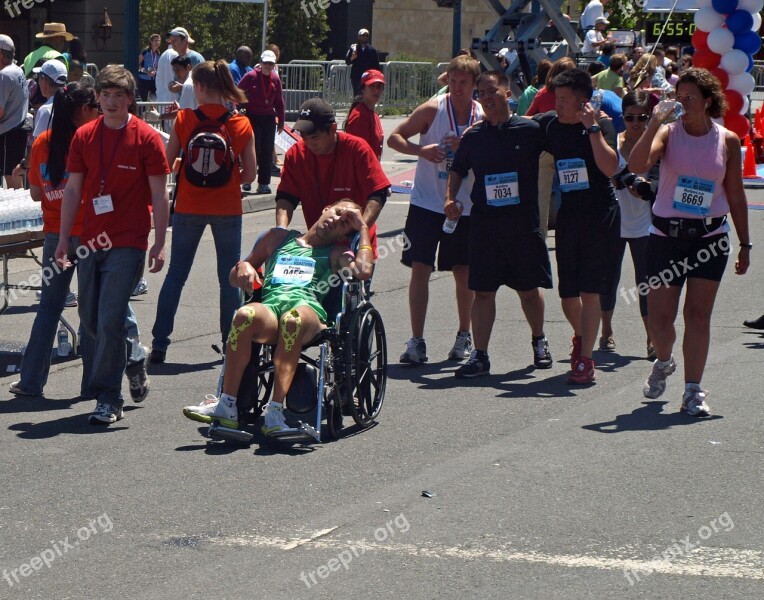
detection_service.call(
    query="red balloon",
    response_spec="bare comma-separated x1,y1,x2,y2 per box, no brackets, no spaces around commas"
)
724,112,751,139
710,67,730,88
692,29,710,51
725,89,744,114
693,47,722,69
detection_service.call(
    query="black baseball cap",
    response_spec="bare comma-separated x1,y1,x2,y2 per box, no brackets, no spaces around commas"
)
294,98,335,135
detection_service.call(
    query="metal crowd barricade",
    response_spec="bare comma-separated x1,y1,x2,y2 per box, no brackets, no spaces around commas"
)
278,63,327,118
751,61,764,109
379,62,439,110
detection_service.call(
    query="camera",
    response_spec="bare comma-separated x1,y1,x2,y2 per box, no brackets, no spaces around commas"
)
613,168,654,201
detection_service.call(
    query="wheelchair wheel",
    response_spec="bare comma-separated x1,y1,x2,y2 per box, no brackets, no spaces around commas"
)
344,305,387,427
324,389,344,440
236,343,274,423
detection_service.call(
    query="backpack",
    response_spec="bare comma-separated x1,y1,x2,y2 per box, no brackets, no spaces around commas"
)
183,108,235,187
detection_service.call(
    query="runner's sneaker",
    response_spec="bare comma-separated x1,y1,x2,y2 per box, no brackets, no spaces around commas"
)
647,343,656,360
568,357,595,384
183,395,239,429
8,381,36,396
599,335,615,352
681,387,711,417
88,401,124,425
448,330,472,361
262,404,289,435
400,337,428,364
64,291,78,307
131,278,148,296
126,355,150,403
455,351,490,378
570,335,582,370
643,357,676,399
532,336,553,369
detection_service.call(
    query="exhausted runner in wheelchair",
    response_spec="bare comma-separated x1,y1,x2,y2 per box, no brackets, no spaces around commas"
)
183,200,386,442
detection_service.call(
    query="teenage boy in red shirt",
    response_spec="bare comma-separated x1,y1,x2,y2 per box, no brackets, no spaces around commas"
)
56,65,170,424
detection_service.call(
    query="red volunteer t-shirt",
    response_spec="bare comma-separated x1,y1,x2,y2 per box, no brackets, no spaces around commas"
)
277,132,390,257
67,115,169,250
28,130,84,236
173,104,253,216
345,103,384,160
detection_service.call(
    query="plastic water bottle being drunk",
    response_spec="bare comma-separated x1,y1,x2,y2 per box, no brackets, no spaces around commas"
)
589,91,603,113
442,200,463,234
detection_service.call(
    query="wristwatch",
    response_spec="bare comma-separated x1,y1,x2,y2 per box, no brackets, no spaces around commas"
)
585,125,602,135
740,242,753,249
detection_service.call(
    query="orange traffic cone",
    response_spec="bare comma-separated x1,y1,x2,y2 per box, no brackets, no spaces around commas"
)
755,108,762,135
744,135,758,178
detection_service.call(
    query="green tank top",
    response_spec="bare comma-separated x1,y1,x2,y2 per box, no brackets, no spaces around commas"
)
261,231,335,321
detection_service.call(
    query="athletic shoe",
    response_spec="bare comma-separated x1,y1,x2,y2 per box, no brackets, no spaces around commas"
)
256,185,272,194
643,357,676,399
242,183,251,192
88,402,124,425
568,357,595,384
743,314,764,329
262,405,289,435
448,331,472,361
599,336,616,352
131,278,148,296
149,348,166,364
400,337,428,364
647,343,657,361
681,388,711,417
570,335,582,370
454,351,490,378
183,395,239,429
126,355,150,403
8,381,36,396
64,291,78,307
532,336,553,369
271,165,282,176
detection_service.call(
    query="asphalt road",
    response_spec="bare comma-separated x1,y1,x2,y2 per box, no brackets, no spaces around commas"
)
1,120,763,598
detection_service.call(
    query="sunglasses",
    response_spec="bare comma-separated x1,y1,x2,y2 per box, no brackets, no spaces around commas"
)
624,114,649,122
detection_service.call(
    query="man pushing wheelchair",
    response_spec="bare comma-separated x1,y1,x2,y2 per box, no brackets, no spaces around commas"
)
183,200,373,436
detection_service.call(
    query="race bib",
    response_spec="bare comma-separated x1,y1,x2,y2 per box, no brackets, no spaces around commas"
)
556,159,590,192
438,149,455,180
92,194,114,215
271,256,315,286
673,176,714,216
485,172,520,206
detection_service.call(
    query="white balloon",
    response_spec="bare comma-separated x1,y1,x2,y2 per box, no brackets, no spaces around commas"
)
728,71,756,96
738,0,764,13
721,49,751,74
741,96,750,116
694,7,726,32
752,12,762,32
695,0,714,6
708,28,736,54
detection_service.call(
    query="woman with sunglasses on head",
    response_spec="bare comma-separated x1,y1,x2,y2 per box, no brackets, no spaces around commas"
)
345,68,385,161
629,68,750,417
8,82,99,397
598,90,658,356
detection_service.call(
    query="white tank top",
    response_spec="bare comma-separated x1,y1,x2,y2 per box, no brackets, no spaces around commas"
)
410,94,482,216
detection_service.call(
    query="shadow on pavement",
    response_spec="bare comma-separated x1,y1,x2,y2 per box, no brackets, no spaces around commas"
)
148,360,220,376
7,404,140,438
581,400,723,433
0,394,90,414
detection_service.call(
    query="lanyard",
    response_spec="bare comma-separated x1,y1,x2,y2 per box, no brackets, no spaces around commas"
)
259,70,275,104
98,117,128,195
446,94,477,135
314,136,340,207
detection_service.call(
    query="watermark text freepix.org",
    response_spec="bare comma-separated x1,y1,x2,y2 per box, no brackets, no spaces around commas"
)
3,513,113,587
4,0,51,19
301,0,350,18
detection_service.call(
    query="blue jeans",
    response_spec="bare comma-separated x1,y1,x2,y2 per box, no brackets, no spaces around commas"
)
17,233,79,395
78,247,144,407
152,213,242,352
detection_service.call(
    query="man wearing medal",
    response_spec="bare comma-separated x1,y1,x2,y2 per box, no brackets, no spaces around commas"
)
238,50,285,195
446,71,554,378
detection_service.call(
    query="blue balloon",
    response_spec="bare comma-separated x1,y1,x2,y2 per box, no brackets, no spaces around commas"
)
726,9,754,34
712,0,739,13
747,54,755,72
734,30,762,55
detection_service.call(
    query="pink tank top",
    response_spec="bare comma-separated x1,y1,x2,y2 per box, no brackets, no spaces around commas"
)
654,121,729,220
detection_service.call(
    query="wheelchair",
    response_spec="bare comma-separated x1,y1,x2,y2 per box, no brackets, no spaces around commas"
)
207,278,387,445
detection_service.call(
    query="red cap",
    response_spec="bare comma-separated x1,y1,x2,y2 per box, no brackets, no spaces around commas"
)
361,69,385,86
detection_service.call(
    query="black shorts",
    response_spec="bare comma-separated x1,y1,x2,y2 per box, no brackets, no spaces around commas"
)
401,203,469,271
0,127,28,176
646,232,729,286
556,204,621,297
468,212,553,292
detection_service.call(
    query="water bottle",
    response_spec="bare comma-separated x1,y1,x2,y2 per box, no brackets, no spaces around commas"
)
589,91,603,113
57,324,71,357
442,200,463,234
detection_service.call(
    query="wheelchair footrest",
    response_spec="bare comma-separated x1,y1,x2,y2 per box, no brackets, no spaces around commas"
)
208,422,254,444
267,421,320,443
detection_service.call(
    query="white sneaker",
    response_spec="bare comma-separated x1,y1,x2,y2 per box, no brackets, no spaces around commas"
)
448,331,472,361
262,405,289,435
681,388,711,417
183,395,238,429
400,337,428,364
88,401,124,425
643,357,676,399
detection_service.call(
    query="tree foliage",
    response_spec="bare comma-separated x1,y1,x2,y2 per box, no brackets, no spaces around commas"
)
139,0,329,63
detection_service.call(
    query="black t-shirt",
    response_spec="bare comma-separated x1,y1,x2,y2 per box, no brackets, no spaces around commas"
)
534,112,618,212
450,115,544,226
